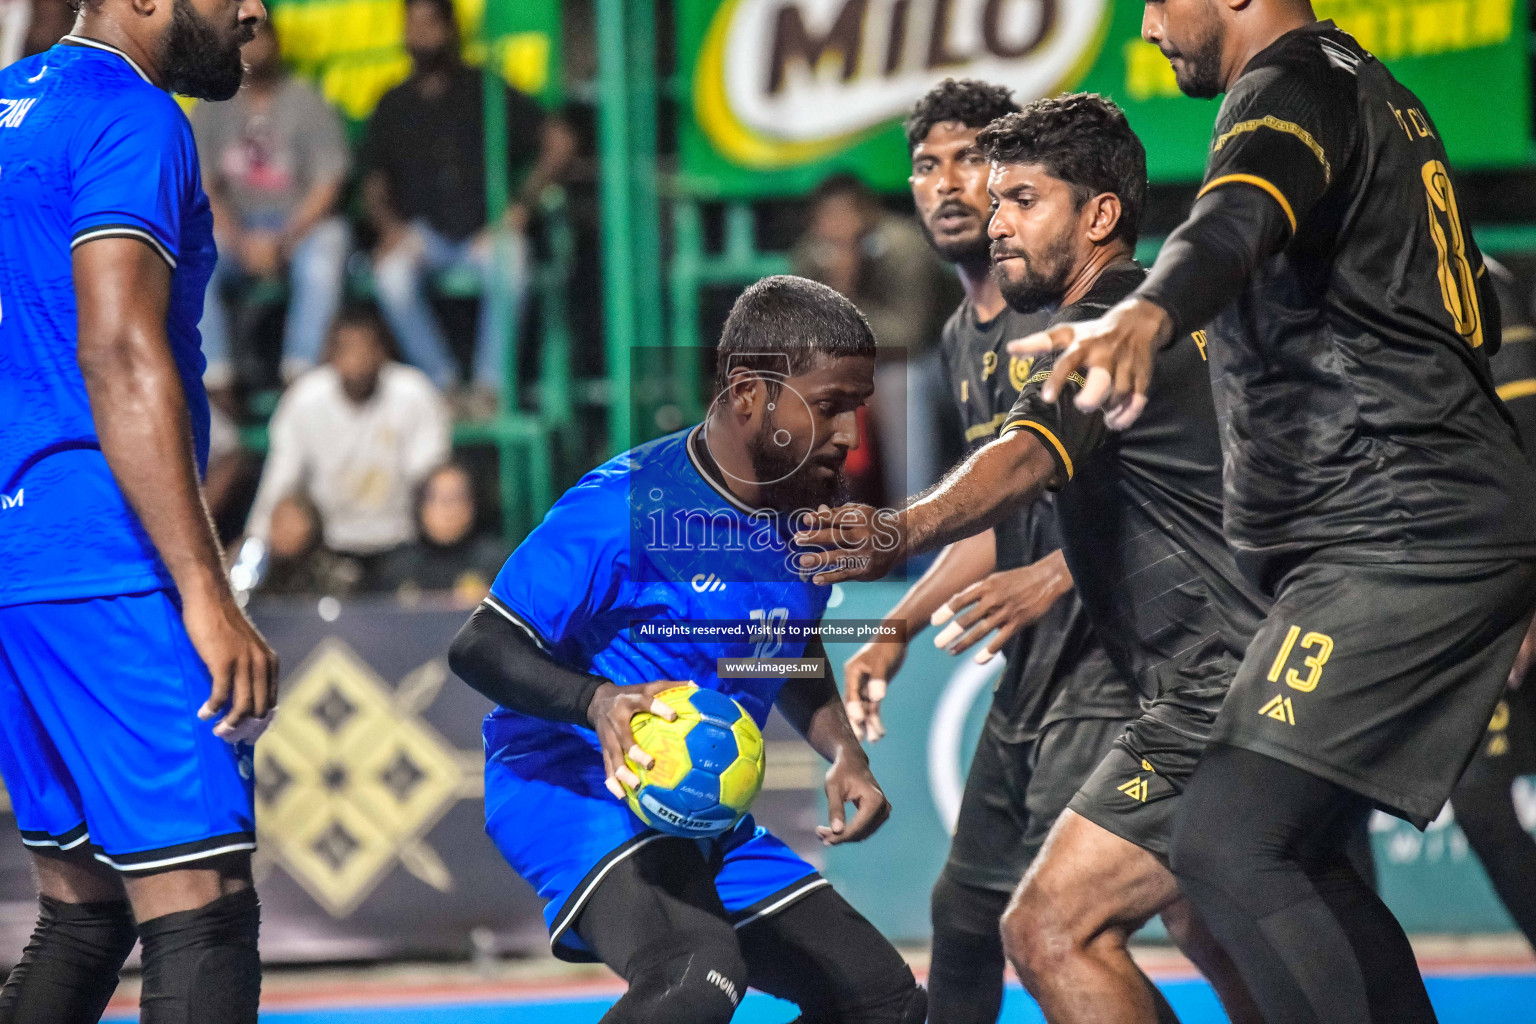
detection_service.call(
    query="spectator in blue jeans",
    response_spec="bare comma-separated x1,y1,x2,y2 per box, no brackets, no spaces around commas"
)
361,0,575,416
193,20,352,388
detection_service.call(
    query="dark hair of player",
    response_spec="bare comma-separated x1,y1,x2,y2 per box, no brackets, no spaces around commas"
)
904,78,1019,152
977,93,1148,247
714,275,876,397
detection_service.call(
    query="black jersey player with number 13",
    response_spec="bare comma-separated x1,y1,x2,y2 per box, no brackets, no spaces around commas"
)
1009,2,1536,1022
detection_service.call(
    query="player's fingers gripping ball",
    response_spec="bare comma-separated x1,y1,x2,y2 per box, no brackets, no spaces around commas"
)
622,684,765,838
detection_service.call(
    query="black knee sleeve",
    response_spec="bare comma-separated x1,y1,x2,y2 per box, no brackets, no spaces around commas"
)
928,871,1008,1024
0,896,137,1024
137,888,261,1024
602,932,747,1024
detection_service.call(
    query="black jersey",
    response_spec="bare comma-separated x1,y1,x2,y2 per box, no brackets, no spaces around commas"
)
1492,323,1536,461
1175,21,1536,588
939,300,1138,740
1002,262,1269,726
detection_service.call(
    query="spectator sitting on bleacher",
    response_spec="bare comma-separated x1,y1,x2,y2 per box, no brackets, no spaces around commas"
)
245,306,451,579
361,0,575,415
193,19,352,388
256,492,364,597
375,462,510,603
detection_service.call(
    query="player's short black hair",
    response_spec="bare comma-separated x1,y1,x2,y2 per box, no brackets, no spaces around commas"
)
406,0,458,28
905,78,1019,153
977,93,1147,247
714,276,876,396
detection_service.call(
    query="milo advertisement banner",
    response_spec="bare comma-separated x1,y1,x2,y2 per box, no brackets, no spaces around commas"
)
678,0,1530,195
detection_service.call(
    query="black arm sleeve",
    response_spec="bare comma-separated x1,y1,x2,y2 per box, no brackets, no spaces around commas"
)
1137,59,1354,338
448,602,609,727
1136,184,1292,339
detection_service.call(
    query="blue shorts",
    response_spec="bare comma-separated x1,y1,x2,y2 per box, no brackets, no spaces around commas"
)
0,590,255,870
485,752,823,962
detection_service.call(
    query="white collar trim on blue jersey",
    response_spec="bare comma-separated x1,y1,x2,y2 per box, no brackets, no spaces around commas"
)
686,424,768,517
61,34,155,86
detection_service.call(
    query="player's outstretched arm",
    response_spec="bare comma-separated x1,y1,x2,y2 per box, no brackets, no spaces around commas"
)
794,430,1057,584
779,638,891,846
74,237,276,741
843,531,997,742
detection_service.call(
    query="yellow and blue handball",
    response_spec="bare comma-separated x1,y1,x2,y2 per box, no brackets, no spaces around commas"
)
622,684,765,838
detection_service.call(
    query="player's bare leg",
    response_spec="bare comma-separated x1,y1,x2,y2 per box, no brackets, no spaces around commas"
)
0,850,135,1024
1001,810,1258,1024
1001,811,1179,1024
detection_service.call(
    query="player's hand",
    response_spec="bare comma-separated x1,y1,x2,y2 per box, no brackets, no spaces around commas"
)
842,636,906,742
1510,613,1536,690
586,679,681,800
792,504,904,584
183,586,279,743
932,551,1072,664
1007,297,1173,431
817,751,889,846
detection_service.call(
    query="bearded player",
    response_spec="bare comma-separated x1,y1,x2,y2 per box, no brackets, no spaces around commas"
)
448,276,925,1024
0,0,274,1021
800,95,1261,1024
842,79,1139,1024
1011,3,1536,1021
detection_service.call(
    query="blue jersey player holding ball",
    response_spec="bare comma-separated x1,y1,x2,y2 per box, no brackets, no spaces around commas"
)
0,0,272,1019
450,277,926,1024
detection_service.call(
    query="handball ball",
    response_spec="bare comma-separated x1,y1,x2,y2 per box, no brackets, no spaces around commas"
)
622,683,765,838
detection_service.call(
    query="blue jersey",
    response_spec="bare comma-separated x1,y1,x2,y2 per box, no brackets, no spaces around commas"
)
0,38,216,607
483,426,830,799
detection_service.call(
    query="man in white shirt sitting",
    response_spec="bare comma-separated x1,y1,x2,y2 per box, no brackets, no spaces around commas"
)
245,305,452,580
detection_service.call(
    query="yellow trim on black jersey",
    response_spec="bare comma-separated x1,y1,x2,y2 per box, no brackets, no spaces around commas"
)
1502,325,1536,345
964,412,1008,443
1213,116,1331,183
1000,419,1074,481
1198,174,1298,234
1498,378,1536,402
1024,369,1088,390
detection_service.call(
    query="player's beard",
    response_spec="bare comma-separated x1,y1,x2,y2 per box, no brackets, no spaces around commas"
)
991,229,1077,313
748,409,849,514
1167,19,1225,99
919,200,991,270
160,0,249,101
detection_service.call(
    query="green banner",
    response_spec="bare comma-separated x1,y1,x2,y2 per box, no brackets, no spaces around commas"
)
677,0,1531,197
266,0,562,134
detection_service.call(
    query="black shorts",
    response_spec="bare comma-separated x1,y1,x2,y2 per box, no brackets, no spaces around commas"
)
1458,684,1536,789
1213,557,1536,828
1068,693,1221,860
945,716,1127,892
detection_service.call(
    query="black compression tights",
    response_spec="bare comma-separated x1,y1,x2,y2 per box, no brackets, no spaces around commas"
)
1452,779,1536,948
928,871,1010,1024
1170,744,1435,1024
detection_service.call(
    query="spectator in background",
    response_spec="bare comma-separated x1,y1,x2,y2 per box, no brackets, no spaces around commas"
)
363,0,576,415
245,306,451,578
792,174,956,500
256,492,364,596
376,462,510,603
193,20,352,389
